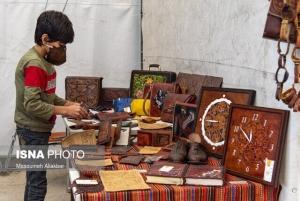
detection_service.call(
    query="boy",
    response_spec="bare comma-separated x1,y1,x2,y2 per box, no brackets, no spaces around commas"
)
14,10,88,201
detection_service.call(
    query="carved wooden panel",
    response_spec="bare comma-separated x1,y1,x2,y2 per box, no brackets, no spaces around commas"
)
65,76,103,108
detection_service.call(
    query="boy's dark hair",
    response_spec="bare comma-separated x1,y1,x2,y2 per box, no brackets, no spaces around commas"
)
34,10,74,45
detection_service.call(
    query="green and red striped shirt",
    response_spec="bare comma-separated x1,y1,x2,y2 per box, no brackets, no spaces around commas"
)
14,47,66,132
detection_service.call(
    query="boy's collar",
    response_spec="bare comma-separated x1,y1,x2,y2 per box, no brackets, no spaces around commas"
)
32,46,52,67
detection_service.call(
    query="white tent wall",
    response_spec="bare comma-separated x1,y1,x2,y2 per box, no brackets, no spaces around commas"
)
0,0,141,146
142,0,299,200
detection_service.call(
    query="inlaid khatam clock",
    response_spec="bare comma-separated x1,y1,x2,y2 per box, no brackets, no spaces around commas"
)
223,104,289,186
195,87,256,158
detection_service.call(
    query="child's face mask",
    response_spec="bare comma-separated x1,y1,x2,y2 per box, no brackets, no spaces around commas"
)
44,44,66,66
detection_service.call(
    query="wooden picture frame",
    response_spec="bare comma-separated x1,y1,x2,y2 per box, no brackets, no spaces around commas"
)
195,87,256,158
173,103,198,140
129,70,176,98
223,104,289,186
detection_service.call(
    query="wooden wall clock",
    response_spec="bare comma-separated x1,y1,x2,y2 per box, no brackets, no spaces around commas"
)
195,87,256,158
223,104,289,186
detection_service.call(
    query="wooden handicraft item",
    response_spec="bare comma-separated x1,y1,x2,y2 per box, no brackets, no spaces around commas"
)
223,104,289,186
263,0,300,111
137,129,172,147
65,76,103,108
130,64,176,98
195,87,256,158
173,103,197,140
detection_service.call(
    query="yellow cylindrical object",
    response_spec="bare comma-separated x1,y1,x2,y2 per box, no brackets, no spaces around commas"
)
131,99,150,116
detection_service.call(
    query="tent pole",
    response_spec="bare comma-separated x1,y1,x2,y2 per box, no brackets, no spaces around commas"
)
140,0,144,70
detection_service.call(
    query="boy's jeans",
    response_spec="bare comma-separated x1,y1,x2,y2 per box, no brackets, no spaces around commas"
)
16,127,50,201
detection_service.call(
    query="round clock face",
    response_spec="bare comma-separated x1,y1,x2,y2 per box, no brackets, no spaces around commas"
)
200,96,232,148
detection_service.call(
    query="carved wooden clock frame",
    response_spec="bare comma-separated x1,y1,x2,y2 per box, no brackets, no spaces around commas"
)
195,87,256,158
223,104,289,186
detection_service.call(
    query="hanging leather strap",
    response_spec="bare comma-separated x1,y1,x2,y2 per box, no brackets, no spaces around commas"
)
295,63,300,82
280,1,295,41
292,47,300,82
295,0,300,47
280,19,291,41
290,47,300,111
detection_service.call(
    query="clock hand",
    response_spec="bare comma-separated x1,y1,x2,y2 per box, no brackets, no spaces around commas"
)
205,120,219,123
239,126,251,143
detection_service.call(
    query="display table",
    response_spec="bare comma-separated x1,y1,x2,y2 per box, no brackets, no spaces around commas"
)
63,118,280,201
70,157,280,201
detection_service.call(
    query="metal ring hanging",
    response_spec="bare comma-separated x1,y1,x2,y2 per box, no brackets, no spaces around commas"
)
278,54,287,68
275,66,289,84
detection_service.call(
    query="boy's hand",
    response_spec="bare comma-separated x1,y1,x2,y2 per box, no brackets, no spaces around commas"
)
64,100,78,106
65,104,89,119
54,104,89,119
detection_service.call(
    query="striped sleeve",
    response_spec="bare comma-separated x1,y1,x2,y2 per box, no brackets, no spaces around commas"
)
24,66,47,89
54,94,67,106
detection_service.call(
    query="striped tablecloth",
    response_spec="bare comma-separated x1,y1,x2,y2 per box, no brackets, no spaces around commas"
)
78,157,280,201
